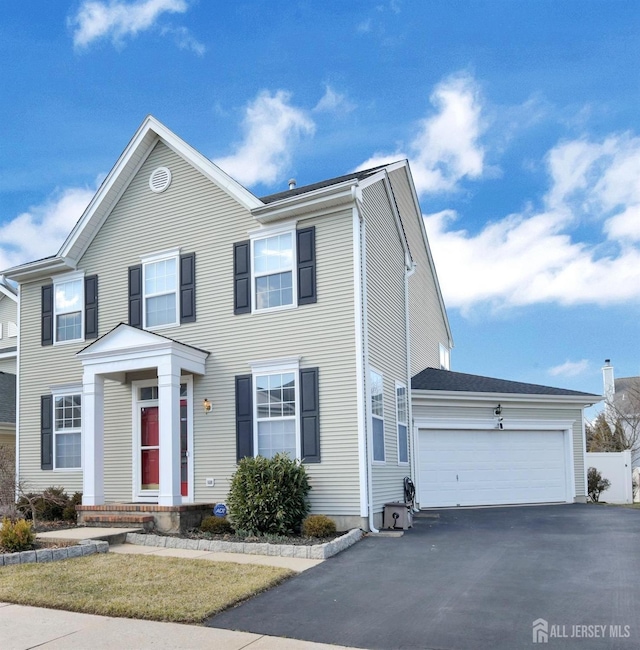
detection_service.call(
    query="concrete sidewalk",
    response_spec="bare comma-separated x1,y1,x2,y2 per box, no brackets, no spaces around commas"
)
0,602,353,650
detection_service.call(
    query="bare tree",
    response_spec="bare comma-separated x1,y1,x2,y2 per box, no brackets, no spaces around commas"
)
604,377,640,456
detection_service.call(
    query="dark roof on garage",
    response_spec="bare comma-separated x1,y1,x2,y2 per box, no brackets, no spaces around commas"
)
0,372,16,424
411,367,600,398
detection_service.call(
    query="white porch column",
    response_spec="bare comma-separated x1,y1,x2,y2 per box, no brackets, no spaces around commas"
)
158,358,181,506
82,370,105,505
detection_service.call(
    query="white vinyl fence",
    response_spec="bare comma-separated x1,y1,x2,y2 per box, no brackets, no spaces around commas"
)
586,451,633,504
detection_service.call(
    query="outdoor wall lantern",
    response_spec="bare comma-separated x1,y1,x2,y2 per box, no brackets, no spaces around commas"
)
203,398,212,414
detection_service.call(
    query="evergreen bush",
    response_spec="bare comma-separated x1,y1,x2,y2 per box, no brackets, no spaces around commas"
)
301,514,337,538
0,517,35,552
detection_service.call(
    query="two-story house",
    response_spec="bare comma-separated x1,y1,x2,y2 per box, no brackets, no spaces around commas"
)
3,117,598,531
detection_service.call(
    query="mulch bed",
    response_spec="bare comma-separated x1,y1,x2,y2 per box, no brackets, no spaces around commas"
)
140,528,345,546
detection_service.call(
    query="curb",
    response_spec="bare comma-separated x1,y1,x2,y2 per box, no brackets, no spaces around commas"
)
0,540,109,567
125,528,364,559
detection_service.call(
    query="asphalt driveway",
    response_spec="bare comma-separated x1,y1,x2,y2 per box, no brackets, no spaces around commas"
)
206,504,640,650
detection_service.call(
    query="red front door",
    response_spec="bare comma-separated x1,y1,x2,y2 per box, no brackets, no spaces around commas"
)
140,406,159,490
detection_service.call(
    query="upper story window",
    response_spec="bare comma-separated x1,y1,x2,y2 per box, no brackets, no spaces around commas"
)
370,369,385,462
439,344,450,370
55,278,83,343
144,256,178,328
253,233,294,310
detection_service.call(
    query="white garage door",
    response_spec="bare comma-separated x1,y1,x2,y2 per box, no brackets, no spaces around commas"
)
418,429,568,507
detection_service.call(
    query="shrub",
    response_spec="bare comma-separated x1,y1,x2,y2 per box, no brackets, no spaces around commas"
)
588,467,611,502
227,453,311,536
63,492,83,522
301,514,337,538
17,486,70,522
0,517,35,552
200,515,234,535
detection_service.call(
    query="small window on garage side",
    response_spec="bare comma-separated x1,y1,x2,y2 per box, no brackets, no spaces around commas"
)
370,369,385,462
396,382,408,464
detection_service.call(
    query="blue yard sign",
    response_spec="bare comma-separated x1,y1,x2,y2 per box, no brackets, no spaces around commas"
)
213,503,227,518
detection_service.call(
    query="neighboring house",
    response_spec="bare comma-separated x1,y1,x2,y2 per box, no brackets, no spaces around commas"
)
0,276,18,375
0,372,16,454
2,117,599,531
602,359,640,466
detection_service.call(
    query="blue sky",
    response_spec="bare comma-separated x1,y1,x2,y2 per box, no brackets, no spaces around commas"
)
1,0,639,403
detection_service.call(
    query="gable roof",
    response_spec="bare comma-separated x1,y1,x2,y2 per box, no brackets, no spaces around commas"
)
412,366,599,398
0,276,18,302
0,372,16,425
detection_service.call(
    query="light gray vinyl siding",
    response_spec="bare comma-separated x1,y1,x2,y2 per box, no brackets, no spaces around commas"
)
362,180,410,512
0,296,17,352
0,358,16,374
18,141,360,515
412,400,586,497
388,169,450,375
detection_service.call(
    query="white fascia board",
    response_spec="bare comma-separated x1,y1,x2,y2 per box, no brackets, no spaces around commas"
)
394,162,454,349
0,349,17,360
57,115,262,265
414,416,576,430
0,284,18,302
4,257,75,283
411,389,602,408
251,182,357,223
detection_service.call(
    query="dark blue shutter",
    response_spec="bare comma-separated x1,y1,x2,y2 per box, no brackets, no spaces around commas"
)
234,241,251,314
300,367,320,463
180,253,196,323
41,394,53,470
297,227,316,305
235,375,253,461
84,275,98,339
128,265,142,328
41,284,53,346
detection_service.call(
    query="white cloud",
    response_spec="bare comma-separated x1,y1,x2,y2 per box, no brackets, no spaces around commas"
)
213,91,315,187
160,25,205,55
70,0,192,49
314,86,355,114
548,359,590,378
0,187,94,271
356,74,486,194
424,132,640,312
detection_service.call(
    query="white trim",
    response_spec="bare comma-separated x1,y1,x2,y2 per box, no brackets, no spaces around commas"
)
395,381,409,466
352,206,368,518
248,356,301,373
439,344,450,371
411,390,600,408
140,247,181,264
51,383,83,396
248,219,298,239
51,390,83,471
14,283,20,498
0,349,16,360
142,252,180,330
0,283,18,302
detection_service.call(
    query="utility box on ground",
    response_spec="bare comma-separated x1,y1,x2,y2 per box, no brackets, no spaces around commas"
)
383,502,413,530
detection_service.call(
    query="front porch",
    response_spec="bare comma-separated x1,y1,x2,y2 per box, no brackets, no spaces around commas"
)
77,502,216,534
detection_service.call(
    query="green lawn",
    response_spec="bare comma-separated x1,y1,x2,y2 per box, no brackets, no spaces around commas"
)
0,553,292,623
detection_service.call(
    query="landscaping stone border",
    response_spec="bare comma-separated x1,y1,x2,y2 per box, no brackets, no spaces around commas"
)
0,540,109,567
125,528,364,560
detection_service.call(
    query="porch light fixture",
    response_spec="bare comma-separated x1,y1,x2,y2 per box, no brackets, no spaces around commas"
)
203,398,212,414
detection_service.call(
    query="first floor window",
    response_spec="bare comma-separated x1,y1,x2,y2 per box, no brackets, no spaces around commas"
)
371,369,385,462
55,278,83,342
396,383,409,464
54,394,81,469
255,371,297,458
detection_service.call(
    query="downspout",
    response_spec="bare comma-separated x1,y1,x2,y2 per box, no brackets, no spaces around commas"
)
405,261,418,510
353,185,378,533
14,284,21,501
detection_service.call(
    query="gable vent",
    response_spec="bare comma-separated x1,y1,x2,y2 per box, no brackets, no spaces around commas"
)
149,167,172,193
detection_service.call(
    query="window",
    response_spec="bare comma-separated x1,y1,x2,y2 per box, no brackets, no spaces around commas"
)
143,255,178,328
370,369,385,462
252,232,294,310
396,383,409,464
55,278,83,342
7,321,16,338
439,344,450,370
255,372,297,458
54,394,81,469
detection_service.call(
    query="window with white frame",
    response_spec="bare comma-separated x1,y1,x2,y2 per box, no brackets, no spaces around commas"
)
143,255,178,328
396,383,409,464
252,232,294,310
54,394,81,469
370,369,385,462
439,344,450,370
55,278,83,342
255,371,297,458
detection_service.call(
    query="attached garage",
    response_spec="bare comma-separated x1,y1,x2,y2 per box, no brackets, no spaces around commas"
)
418,427,570,507
411,368,600,508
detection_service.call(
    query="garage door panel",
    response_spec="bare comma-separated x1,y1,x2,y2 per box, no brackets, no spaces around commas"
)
418,429,568,507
